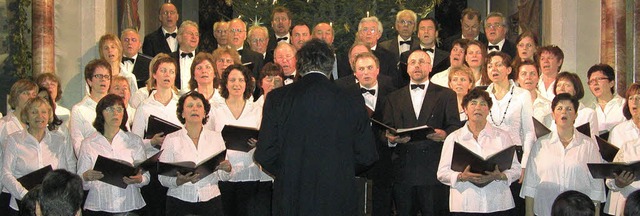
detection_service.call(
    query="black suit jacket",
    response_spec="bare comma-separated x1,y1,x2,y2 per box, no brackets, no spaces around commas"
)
440,32,489,52
255,73,378,215
498,39,517,59
142,27,174,57
130,53,152,88
169,50,199,90
382,83,461,186
372,48,402,89
379,36,420,62
398,47,450,86
238,48,265,99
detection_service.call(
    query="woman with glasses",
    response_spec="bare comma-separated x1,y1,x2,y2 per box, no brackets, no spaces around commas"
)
512,31,538,67
586,64,625,134
77,94,148,215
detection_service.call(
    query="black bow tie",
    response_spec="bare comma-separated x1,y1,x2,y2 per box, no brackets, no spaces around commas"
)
360,88,376,95
165,32,177,39
180,52,193,58
121,57,135,64
400,40,412,45
422,48,434,53
284,75,295,80
488,45,499,50
411,84,425,90
277,37,288,42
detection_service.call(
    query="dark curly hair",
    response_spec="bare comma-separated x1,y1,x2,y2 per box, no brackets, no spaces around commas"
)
93,94,129,135
219,64,255,100
176,91,211,125
461,88,493,110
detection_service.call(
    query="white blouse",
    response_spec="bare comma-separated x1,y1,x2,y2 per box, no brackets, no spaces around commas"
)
0,112,25,193
486,81,536,167
550,102,599,140
131,90,181,156
537,75,555,101
69,95,99,155
158,128,230,202
606,139,640,205
130,87,150,109
521,129,605,216
532,94,552,127
604,120,640,215
593,94,626,134
206,100,272,182
430,67,450,88
1,130,76,210
77,130,149,213
437,122,521,213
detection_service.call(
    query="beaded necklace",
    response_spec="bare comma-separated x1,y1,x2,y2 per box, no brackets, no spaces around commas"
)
489,84,514,126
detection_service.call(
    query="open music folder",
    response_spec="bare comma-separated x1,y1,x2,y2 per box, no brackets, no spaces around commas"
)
450,142,516,187
221,125,259,152
144,115,182,139
158,149,227,178
93,150,163,189
370,118,434,142
17,165,53,190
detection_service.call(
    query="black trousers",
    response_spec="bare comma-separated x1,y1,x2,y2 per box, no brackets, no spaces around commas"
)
218,181,272,216
510,181,525,216
141,169,167,216
165,196,223,216
83,208,145,216
451,210,511,216
393,183,450,216
1,192,11,216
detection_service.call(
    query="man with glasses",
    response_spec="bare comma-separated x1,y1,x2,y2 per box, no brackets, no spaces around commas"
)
442,8,488,51
70,59,112,155
484,12,516,58
213,21,230,49
143,3,179,57
380,10,420,61
169,20,200,94
227,18,264,86
348,16,400,88
268,6,293,52
248,25,269,60
274,43,298,85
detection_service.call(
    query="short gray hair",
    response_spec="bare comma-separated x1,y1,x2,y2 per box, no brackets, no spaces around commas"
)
358,16,383,34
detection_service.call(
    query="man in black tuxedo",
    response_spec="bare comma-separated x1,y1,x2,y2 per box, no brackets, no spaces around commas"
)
142,3,179,57
273,43,298,85
267,6,292,53
485,12,516,58
312,22,341,80
336,42,393,89
383,50,462,216
255,39,378,216
169,20,199,94
248,25,270,60
120,29,151,89
348,52,397,216
441,8,489,51
356,16,401,88
228,18,264,80
379,9,420,61
213,21,230,49
399,18,450,87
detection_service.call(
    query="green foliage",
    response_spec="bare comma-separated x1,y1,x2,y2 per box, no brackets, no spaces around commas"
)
233,0,438,57
5,0,33,79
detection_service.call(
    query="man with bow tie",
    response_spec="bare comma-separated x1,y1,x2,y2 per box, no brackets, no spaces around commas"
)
121,29,151,89
346,52,397,216
380,10,420,61
441,8,489,52
267,6,292,53
484,12,516,58
383,49,461,216
169,20,199,94
273,43,298,85
142,3,179,57
399,18,450,87
350,16,400,88
335,42,393,89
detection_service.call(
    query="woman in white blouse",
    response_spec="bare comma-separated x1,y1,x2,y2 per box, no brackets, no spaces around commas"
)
1,97,76,213
603,83,640,215
521,93,605,216
206,64,272,216
515,60,552,127
586,64,626,134
553,72,599,138
189,52,223,105
77,94,148,215
437,88,521,215
130,53,180,216
254,62,284,107
159,91,231,216
448,66,476,122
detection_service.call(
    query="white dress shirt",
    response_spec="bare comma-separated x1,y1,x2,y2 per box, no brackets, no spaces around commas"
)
77,130,149,213
532,94,552,127
521,129,606,216
55,103,71,123
360,83,379,111
159,128,230,202
430,66,450,88
130,87,150,109
178,50,196,94
275,33,290,44
162,27,178,52
131,90,181,156
550,102,599,140
0,112,25,193
604,120,640,215
605,138,640,215
420,45,436,66
284,71,297,85
437,122,521,213
69,95,99,156
593,94,626,133
398,35,412,55
206,100,272,182
487,39,506,53
409,80,429,119
537,75,556,101
119,58,140,98
2,130,76,210
486,81,536,167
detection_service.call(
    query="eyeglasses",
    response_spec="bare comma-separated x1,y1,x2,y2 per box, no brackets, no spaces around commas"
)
629,95,640,101
215,30,228,34
485,23,504,30
230,28,245,33
251,38,266,43
396,20,414,26
93,74,111,79
104,106,124,113
359,28,377,34
587,77,610,85
162,11,177,16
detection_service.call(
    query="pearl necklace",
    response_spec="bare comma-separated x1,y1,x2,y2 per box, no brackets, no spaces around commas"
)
489,85,514,127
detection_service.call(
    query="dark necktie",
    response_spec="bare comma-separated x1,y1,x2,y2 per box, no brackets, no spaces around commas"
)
277,37,288,42
165,33,177,39
488,45,499,50
121,57,134,64
284,75,295,80
180,52,193,58
360,88,376,95
399,40,412,45
411,84,425,90
422,48,434,53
